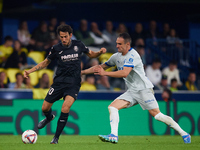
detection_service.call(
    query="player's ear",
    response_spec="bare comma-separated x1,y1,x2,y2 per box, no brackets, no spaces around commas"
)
69,33,73,38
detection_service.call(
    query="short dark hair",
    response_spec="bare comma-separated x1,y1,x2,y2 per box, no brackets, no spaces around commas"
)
4,36,13,42
57,24,73,35
118,32,132,44
152,58,161,63
169,60,177,65
170,78,177,84
15,72,22,78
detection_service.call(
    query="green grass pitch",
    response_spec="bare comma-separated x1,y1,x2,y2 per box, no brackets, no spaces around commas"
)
0,135,199,150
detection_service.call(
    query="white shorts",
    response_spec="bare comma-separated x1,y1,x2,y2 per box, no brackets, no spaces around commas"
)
116,88,159,110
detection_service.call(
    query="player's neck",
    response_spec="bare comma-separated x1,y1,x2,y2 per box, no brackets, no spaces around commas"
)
122,47,131,56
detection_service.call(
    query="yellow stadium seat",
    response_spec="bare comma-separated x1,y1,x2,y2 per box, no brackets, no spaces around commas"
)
32,88,49,99
0,68,8,84
99,53,113,63
22,70,39,86
28,51,45,64
99,53,116,71
21,48,28,55
6,68,21,83
38,69,54,85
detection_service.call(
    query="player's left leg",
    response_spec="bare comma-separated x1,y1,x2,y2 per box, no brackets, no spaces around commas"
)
99,99,130,143
149,108,191,143
50,95,75,144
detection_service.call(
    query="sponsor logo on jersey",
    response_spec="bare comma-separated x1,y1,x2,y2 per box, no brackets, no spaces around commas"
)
126,58,134,64
74,46,78,52
61,53,79,61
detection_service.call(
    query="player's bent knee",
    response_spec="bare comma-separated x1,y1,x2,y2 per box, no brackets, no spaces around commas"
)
42,105,50,112
42,100,53,112
61,106,70,113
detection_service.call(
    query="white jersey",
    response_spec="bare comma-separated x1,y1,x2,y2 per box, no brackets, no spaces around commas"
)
105,48,154,91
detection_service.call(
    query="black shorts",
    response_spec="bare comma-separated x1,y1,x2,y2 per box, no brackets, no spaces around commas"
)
45,82,80,103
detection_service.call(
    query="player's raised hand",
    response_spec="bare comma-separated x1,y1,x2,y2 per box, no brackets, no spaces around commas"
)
24,70,30,79
99,47,107,54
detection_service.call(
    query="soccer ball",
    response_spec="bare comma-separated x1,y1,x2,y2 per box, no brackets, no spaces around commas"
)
22,130,37,144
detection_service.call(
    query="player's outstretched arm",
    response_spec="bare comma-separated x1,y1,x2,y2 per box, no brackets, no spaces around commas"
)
86,47,107,58
24,58,51,78
94,66,132,78
81,63,109,75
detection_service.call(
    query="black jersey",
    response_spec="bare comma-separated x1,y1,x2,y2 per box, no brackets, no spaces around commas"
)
47,40,89,84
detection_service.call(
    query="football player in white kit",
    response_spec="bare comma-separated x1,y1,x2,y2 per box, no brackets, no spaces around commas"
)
81,33,191,144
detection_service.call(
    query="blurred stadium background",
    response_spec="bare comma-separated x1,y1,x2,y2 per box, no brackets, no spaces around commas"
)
0,0,200,140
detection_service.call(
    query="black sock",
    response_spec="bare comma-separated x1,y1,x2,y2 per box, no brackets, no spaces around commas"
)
43,108,53,120
55,112,69,139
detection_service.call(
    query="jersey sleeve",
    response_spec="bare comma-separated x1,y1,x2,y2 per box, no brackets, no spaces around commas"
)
80,41,89,54
105,53,117,67
46,46,57,61
124,52,140,68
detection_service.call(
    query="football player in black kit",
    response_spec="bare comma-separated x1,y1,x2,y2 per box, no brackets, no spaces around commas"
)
24,24,106,144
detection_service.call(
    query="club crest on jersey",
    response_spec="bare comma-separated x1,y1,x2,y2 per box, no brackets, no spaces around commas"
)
74,46,78,52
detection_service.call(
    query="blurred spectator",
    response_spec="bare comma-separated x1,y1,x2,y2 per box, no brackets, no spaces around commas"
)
85,58,99,69
46,38,59,70
131,23,145,47
0,71,8,88
32,21,51,51
146,58,162,86
134,38,152,65
161,23,170,38
162,88,172,102
39,73,50,89
89,22,110,48
80,74,96,91
166,28,181,44
24,77,33,89
48,17,58,40
81,61,86,83
116,23,128,35
169,78,178,92
74,19,94,46
162,60,182,86
102,20,118,53
9,73,26,89
4,40,27,69
0,36,13,67
17,21,31,47
155,75,169,91
174,41,190,67
26,37,37,52
96,75,112,90
182,72,198,91
145,20,161,45
135,45,146,67
134,38,145,47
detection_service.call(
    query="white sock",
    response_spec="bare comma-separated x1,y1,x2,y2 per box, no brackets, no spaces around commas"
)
154,112,187,136
108,106,119,136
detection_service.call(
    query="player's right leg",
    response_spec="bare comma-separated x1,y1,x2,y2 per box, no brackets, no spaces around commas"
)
98,99,130,143
50,95,75,144
149,108,191,144
38,100,55,129
38,84,63,129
